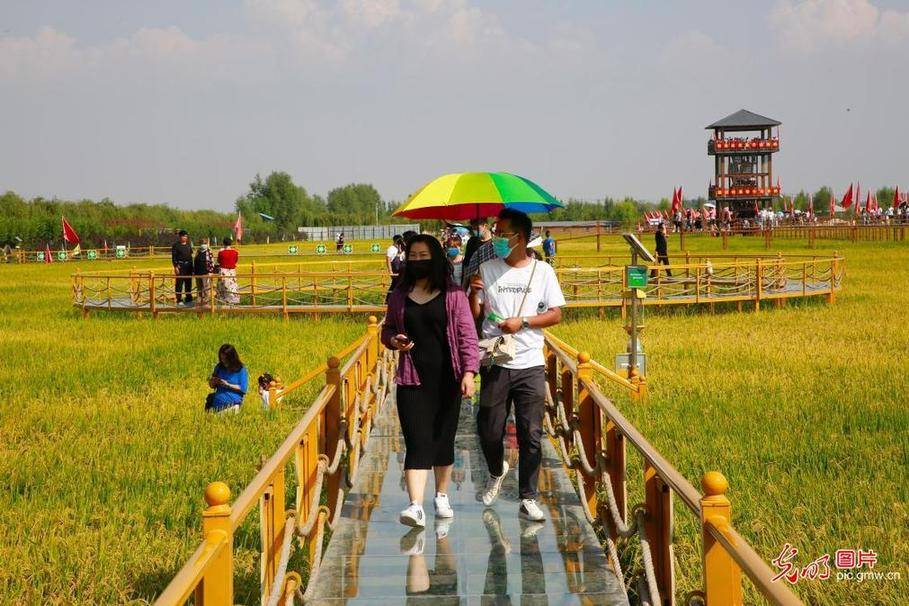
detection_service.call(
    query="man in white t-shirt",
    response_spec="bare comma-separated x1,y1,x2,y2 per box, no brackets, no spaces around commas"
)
468,209,566,522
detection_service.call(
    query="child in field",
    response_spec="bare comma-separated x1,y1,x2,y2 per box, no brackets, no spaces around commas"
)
206,344,248,414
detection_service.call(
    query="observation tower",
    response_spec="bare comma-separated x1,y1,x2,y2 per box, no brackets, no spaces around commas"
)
707,109,781,218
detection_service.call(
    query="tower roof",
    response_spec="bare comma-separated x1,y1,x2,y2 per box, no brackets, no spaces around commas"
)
706,109,781,130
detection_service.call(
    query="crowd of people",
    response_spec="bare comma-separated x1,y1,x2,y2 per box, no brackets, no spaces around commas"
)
171,230,240,306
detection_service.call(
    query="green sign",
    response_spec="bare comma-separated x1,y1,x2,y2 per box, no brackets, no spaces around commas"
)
626,265,649,289
57,251,67,261
343,244,353,254
115,248,126,259
370,243,381,253
87,250,97,260
315,244,326,255
288,245,298,255
37,252,45,262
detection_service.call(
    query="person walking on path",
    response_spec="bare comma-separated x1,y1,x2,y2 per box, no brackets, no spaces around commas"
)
651,223,672,278
382,234,479,528
194,241,214,305
542,230,556,265
217,237,240,304
468,209,566,523
171,230,194,305
462,219,494,288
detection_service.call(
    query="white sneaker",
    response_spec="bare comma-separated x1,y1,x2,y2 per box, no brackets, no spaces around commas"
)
519,498,546,522
481,460,510,506
434,492,454,519
399,502,425,527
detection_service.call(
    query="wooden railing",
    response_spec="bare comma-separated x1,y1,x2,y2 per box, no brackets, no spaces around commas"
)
153,316,395,605
541,334,803,605
72,254,844,317
7,243,389,263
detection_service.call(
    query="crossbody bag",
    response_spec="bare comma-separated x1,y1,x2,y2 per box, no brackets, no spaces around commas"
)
478,260,537,368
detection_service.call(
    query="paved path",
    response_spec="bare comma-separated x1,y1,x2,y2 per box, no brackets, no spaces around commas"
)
307,391,630,605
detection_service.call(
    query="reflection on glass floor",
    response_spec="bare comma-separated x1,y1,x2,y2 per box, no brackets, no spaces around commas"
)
307,392,630,605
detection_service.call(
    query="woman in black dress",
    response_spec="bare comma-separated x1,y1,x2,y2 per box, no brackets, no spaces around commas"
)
382,235,479,528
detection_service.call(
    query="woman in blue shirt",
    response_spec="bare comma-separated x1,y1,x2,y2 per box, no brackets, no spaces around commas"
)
205,344,248,413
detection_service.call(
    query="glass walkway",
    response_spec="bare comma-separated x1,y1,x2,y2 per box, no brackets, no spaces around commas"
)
306,393,630,605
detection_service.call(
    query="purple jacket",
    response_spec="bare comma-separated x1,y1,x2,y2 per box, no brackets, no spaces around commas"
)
381,283,479,387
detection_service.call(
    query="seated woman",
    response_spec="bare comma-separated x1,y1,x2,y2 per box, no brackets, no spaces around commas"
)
206,344,248,413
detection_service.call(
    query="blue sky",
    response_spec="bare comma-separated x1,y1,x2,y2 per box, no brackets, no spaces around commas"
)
2,1,908,210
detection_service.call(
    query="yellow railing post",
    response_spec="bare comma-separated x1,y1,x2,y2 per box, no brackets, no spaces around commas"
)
259,468,286,605
149,272,157,319
644,463,675,605
325,356,342,516
251,261,257,306
700,471,742,606
829,252,839,304
196,482,233,606
366,315,379,370
755,259,762,312
282,276,288,320
575,353,599,518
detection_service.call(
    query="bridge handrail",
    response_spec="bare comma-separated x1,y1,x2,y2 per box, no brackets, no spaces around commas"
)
542,336,804,605
152,316,394,606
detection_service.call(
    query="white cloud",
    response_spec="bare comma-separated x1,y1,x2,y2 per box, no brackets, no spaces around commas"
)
770,0,909,51
341,0,402,28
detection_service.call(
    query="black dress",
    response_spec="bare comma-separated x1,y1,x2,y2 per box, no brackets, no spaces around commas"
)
396,293,460,470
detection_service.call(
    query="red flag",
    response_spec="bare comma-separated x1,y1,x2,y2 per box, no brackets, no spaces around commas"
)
754,200,760,215
841,184,854,209
678,187,684,210
670,187,678,213
854,183,860,210
44,243,53,264
103,240,109,254
894,187,901,210
233,211,243,242
62,217,80,245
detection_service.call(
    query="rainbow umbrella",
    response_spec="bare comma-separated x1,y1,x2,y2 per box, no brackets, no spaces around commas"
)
393,172,563,220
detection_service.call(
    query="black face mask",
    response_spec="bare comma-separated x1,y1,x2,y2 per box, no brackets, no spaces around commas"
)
406,259,433,280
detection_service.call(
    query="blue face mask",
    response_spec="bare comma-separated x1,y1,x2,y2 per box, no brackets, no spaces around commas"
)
492,236,514,259
447,247,459,258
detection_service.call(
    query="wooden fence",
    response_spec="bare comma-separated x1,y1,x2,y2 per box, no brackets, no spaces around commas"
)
72,254,844,317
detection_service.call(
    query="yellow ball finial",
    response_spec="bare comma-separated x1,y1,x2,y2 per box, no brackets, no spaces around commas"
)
204,481,231,507
701,471,728,496
368,315,378,325
578,352,591,364
327,356,341,369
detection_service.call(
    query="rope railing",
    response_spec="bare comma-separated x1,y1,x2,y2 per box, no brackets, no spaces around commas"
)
541,334,803,605
153,316,395,606
72,254,844,317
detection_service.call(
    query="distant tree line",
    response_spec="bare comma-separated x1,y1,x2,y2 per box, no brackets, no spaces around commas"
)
2,175,894,248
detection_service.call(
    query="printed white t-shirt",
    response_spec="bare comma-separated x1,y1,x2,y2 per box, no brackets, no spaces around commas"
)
479,258,566,369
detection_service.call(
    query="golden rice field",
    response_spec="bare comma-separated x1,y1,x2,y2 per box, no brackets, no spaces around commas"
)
1,234,907,605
